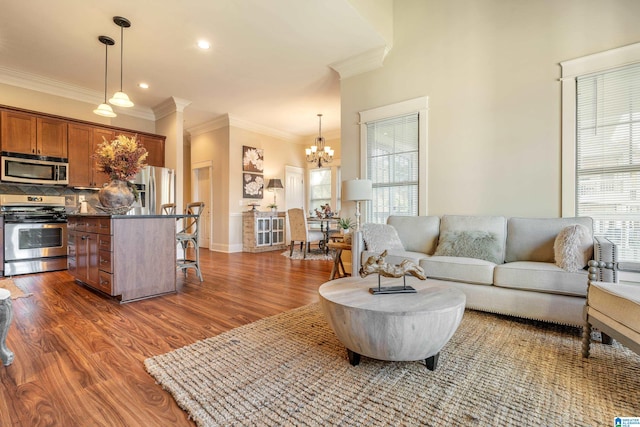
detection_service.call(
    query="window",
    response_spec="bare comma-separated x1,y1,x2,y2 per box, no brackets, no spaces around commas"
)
576,64,640,262
366,114,419,223
561,42,640,264
359,97,428,224
309,168,332,212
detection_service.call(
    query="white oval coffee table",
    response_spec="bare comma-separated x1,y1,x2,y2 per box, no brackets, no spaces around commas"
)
319,276,465,370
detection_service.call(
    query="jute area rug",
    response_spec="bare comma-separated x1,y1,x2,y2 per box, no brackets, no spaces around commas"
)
0,278,32,299
145,303,640,427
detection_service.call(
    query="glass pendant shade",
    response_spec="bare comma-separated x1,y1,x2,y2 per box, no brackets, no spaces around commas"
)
109,91,134,107
94,35,117,118
94,103,117,118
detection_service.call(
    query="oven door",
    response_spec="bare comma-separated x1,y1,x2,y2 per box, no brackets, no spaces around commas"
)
4,222,68,275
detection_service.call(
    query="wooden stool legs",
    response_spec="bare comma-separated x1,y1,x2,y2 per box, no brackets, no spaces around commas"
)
0,290,14,366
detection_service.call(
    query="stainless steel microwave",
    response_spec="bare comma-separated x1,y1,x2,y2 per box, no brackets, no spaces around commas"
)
1,154,69,185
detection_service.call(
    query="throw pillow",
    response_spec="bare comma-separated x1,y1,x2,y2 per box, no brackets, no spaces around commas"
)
433,230,502,264
554,224,593,272
361,223,405,252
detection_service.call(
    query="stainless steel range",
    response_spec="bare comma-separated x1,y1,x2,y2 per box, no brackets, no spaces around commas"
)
1,195,68,276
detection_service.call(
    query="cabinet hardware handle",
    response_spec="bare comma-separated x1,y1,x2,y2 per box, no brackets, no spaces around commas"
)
81,235,88,240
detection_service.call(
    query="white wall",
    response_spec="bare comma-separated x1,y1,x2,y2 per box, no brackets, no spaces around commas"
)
340,0,640,218
189,118,312,252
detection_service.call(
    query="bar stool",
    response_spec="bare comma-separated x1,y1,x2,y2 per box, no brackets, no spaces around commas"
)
0,288,14,366
176,202,205,281
160,203,176,215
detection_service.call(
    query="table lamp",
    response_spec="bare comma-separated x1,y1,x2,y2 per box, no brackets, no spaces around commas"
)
342,178,372,231
266,178,284,206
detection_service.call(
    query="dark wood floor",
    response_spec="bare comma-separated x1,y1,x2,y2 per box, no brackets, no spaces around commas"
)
0,249,334,427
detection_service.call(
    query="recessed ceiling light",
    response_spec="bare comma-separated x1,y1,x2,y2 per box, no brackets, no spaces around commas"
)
138,82,149,89
197,40,211,49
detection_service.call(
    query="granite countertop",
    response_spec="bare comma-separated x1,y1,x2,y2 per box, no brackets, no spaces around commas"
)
67,213,193,219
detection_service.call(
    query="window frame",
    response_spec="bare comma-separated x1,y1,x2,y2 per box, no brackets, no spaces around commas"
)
560,42,640,216
359,97,429,222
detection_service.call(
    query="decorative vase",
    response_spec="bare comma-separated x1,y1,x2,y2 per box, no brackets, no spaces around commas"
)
98,180,135,212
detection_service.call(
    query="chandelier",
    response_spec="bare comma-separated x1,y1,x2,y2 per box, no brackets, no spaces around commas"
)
306,114,334,168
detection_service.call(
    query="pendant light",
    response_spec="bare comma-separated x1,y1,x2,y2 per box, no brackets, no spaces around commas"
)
94,35,117,118
108,16,134,108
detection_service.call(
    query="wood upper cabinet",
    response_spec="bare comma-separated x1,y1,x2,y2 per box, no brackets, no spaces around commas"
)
68,123,111,188
139,134,165,167
0,110,67,158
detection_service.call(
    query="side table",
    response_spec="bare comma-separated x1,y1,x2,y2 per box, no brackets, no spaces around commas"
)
327,241,351,280
0,288,14,366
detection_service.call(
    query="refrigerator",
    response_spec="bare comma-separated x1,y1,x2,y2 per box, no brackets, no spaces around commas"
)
131,166,176,215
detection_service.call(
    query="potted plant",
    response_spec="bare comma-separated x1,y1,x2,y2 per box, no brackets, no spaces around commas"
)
267,203,278,212
337,217,354,234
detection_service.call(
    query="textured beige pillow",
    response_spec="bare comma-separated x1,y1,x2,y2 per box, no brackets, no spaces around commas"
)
433,230,502,264
553,224,593,272
361,223,405,252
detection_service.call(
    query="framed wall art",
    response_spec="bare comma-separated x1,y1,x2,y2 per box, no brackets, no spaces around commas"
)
242,146,264,173
243,173,264,199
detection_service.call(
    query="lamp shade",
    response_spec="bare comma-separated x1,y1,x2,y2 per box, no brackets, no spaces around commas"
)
93,103,117,118
343,179,372,201
266,178,284,190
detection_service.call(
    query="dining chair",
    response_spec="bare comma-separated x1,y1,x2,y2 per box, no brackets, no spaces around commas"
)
160,203,176,215
176,202,205,281
287,208,325,258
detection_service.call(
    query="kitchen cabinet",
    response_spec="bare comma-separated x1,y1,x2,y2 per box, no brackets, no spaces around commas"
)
0,217,3,277
0,106,167,180
67,215,176,302
139,134,165,167
0,110,67,158
68,124,111,188
243,211,286,252
67,216,104,291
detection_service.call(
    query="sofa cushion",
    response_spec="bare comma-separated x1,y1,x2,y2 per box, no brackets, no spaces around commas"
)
494,261,588,297
387,215,440,255
439,215,507,264
588,281,640,334
554,224,593,272
361,223,405,252
505,217,593,263
420,256,495,285
433,230,502,264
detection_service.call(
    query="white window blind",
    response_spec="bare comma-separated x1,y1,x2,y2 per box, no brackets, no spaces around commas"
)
365,113,419,224
576,62,640,262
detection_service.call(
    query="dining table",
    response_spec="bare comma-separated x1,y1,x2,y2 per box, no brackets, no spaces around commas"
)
307,216,340,253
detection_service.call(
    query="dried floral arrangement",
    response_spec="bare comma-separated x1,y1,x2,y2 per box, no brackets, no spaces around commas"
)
94,134,148,181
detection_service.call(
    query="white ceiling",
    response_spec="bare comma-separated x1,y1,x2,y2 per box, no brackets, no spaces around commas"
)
0,0,387,137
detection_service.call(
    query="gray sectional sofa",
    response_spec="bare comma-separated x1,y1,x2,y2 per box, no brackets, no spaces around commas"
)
352,215,617,326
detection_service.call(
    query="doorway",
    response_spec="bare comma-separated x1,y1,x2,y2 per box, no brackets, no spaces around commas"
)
192,161,213,249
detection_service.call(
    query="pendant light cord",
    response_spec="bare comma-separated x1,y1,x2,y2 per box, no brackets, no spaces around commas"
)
104,41,109,103
119,24,124,92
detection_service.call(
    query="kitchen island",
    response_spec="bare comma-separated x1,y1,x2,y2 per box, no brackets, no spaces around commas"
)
67,214,177,302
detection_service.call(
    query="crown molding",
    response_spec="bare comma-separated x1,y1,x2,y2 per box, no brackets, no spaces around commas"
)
187,114,230,136
329,45,390,80
228,114,299,142
187,113,301,142
0,66,155,121
153,96,192,120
